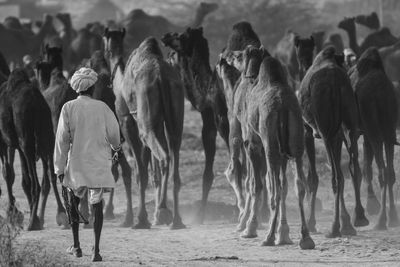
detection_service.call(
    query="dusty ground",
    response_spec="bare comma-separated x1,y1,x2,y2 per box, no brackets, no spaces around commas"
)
2,101,400,266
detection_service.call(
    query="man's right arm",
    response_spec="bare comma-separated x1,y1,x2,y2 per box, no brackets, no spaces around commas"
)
54,104,71,179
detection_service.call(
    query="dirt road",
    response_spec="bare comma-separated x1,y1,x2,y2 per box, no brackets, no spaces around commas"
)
2,102,400,266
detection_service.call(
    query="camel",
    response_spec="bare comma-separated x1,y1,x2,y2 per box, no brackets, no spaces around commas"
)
0,69,67,230
348,48,399,228
104,28,186,229
274,30,299,82
0,14,55,67
223,46,315,249
298,46,368,237
0,51,10,84
311,31,325,55
355,12,380,30
323,33,345,54
161,27,230,223
121,2,218,58
338,16,397,56
84,50,134,227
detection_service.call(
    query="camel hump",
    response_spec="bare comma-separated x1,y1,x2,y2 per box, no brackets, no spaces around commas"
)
259,56,287,84
357,47,385,74
227,21,261,51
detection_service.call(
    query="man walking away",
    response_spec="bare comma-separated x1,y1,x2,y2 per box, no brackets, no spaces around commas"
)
54,67,121,262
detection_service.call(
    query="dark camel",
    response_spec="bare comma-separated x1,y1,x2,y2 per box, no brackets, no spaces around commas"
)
0,69,66,230
121,2,218,57
161,27,229,224
298,46,368,237
0,14,55,67
0,51,10,84
355,12,380,30
224,46,315,249
348,48,399,228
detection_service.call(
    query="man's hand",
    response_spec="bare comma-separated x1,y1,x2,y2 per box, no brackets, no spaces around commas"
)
58,174,64,183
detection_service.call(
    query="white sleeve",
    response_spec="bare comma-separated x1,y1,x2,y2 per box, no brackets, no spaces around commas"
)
105,106,121,151
54,104,71,175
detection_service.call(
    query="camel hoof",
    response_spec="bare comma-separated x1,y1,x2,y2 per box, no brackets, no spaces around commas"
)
366,196,381,215
299,236,315,250
56,212,69,229
170,220,186,230
261,237,275,246
315,197,323,212
120,216,133,228
340,225,357,236
27,216,42,231
133,220,151,229
325,226,341,238
7,208,24,226
277,233,293,245
373,222,387,231
388,209,400,228
353,215,369,227
104,206,115,220
154,208,173,226
240,229,257,238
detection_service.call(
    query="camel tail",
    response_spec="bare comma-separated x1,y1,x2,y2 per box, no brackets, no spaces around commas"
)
277,108,291,158
158,73,175,140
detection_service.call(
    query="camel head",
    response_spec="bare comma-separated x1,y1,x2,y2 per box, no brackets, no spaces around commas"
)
294,35,315,72
162,27,207,58
355,12,380,30
42,44,63,70
103,27,125,59
224,45,269,79
338,17,356,32
35,61,53,88
198,2,219,16
227,21,261,51
216,49,239,81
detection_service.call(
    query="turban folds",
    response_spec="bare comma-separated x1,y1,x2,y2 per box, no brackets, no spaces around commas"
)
70,67,98,93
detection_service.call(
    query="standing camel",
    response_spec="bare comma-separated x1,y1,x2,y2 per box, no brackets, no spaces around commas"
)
0,69,66,230
104,28,185,229
224,46,315,249
161,27,229,224
298,46,368,237
348,48,399,228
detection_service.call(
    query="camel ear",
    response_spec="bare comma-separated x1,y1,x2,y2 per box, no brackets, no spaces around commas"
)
104,27,109,37
294,36,300,47
121,28,126,38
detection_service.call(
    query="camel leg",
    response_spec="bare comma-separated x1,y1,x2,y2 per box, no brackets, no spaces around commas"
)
363,139,380,215
22,146,42,231
295,157,315,249
277,159,293,245
2,148,23,224
385,143,399,227
170,148,185,230
304,126,319,232
241,139,262,238
152,156,164,225
47,156,68,229
120,115,150,229
372,140,387,230
118,152,133,227
224,117,245,221
237,159,251,232
261,154,281,246
324,138,341,238
343,130,369,227
104,163,118,220
38,158,51,228
259,151,269,223
195,107,217,224
334,137,356,236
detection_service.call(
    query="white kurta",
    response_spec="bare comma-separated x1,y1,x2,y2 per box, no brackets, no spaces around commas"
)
54,95,120,190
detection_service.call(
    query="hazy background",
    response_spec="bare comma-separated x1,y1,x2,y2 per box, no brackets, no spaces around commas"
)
2,0,400,64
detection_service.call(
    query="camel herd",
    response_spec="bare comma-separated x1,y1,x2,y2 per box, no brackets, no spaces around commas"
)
0,4,399,250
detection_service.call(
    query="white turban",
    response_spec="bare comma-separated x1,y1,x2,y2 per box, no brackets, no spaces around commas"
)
70,67,98,93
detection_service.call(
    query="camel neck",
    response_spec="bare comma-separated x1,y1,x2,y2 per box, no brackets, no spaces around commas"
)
346,26,359,56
